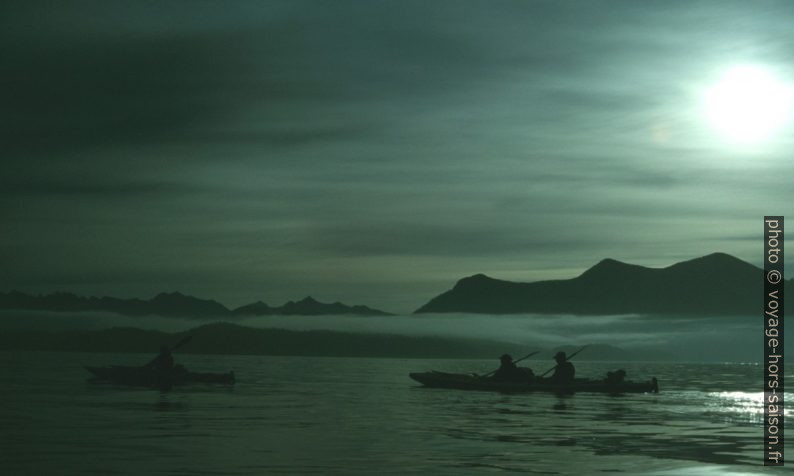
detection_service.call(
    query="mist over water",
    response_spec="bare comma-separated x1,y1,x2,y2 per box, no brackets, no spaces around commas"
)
0,310,770,362
239,313,765,362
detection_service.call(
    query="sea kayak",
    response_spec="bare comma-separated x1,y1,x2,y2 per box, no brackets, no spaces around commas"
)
85,365,235,387
409,371,658,394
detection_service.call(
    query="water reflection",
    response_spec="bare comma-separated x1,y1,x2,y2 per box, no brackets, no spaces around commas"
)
551,398,572,412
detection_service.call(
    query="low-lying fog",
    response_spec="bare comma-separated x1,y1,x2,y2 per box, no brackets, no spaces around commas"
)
0,310,769,362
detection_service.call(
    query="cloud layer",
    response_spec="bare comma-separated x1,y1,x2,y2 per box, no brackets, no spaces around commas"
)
2,1,793,312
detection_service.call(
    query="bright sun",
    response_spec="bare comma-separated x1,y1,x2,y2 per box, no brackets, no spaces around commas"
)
704,65,793,144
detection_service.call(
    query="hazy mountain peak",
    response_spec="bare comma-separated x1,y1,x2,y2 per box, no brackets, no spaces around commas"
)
453,273,498,290
666,252,757,273
578,257,640,279
591,257,628,269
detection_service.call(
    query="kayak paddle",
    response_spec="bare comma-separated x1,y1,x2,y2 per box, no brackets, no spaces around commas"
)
142,335,192,369
480,350,540,378
170,335,192,352
539,344,588,378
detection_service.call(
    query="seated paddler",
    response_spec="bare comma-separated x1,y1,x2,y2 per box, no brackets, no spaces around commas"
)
492,354,535,382
548,351,575,384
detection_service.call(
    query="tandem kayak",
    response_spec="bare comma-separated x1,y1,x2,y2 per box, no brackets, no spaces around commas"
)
409,371,659,394
85,365,235,387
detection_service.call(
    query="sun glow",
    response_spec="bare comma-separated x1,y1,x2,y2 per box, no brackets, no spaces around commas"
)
703,65,793,144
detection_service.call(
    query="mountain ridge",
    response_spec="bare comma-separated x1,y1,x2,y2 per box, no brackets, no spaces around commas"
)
0,290,392,318
416,252,788,315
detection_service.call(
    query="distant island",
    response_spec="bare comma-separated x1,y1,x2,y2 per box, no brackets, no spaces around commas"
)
0,291,392,318
232,296,391,317
0,322,669,360
416,252,790,315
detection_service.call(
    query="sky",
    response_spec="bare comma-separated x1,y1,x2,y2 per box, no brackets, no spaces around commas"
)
2,1,793,313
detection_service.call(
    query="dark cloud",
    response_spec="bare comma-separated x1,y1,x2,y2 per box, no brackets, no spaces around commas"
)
3,32,234,157
302,222,613,258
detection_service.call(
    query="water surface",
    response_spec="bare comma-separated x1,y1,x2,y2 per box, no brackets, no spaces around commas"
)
1,352,788,475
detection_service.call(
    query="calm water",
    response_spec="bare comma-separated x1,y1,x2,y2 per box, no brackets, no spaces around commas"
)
1,351,790,475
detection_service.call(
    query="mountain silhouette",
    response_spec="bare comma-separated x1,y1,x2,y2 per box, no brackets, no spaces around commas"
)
230,300,272,316
0,291,391,318
415,253,787,315
231,296,392,316
148,292,229,318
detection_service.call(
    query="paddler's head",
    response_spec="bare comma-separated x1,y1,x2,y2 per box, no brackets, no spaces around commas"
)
554,351,567,363
500,354,513,364
160,345,170,355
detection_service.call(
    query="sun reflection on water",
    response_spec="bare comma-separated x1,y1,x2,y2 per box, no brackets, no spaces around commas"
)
706,391,791,418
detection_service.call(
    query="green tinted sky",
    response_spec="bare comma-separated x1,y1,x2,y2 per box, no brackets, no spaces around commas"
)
2,1,793,312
